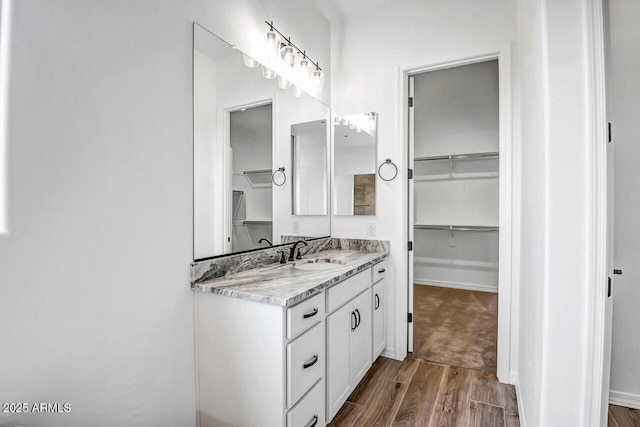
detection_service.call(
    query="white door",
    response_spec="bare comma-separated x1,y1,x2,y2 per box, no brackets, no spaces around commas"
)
351,289,372,384
407,75,415,352
372,280,385,359
326,302,353,421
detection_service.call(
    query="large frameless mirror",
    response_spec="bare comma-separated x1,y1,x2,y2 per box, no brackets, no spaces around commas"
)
193,23,331,261
333,112,378,216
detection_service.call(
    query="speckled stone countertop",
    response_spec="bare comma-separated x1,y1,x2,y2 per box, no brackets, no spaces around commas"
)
191,248,389,307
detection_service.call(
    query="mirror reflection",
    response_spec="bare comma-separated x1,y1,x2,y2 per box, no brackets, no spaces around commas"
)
193,23,331,260
292,119,329,216
333,113,378,216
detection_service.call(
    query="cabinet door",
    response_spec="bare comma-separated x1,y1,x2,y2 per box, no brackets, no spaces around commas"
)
351,289,372,385
327,302,353,421
372,280,385,360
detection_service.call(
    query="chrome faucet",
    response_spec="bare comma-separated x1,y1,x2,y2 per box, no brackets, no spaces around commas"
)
258,238,273,247
288,240,309,261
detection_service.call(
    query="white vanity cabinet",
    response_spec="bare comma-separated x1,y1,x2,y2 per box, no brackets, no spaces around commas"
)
372,260,387,360
195,291,325,427
195,257,389,427
326,272,373,421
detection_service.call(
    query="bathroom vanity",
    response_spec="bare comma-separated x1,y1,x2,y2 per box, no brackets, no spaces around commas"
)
192,244,388,427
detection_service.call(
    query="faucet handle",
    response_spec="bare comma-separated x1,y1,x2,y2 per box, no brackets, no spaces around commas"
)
278,250,287,264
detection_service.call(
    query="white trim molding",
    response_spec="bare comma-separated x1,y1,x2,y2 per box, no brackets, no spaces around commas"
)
610,390,640,410
583,0,610,426
515,378,527,427
414,279,497,294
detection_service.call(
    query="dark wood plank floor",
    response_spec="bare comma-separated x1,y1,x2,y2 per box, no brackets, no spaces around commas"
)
609,404,640,427
413,285,498,373
328,356,519,427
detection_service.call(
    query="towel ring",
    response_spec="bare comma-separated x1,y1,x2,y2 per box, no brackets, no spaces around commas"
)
377,158,398,182
272,167,286,186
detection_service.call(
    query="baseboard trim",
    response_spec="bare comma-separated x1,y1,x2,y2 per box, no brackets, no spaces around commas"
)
515,378,527,427
381,347,398,360
610,390,640,409
414,278,498,293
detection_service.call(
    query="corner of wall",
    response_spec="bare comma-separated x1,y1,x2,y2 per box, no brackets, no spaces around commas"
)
0,0,12,236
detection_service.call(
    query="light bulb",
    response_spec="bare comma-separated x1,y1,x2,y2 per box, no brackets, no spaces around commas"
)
278,75,291,89
280,45,295,67
261,65,277,79
264,29,280,62
293,86,303,98
368,113,377,132
296,55,312,84
310,68,324,94
242,54,259,68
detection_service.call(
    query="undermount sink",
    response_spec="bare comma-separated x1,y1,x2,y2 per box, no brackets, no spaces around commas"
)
293,259,346,271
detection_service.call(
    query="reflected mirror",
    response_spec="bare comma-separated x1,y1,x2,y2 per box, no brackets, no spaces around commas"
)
292,119,329,215
193,23,331,260
333,112,378,216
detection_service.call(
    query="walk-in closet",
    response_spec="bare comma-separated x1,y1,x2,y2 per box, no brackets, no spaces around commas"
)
410,59,500,373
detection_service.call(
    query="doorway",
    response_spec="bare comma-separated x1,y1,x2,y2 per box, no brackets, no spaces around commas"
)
407,54,513,381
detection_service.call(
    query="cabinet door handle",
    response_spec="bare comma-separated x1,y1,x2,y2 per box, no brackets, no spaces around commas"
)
375,294,380,310
378,268,386,273
303,307,318,319
303,354,319,369
351,311,357,331
306,414,319,427
355,309,361,328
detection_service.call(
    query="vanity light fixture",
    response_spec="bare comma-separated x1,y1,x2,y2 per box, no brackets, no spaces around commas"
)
263,21,324,96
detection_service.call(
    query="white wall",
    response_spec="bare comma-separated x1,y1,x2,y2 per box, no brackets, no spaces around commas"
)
516,0,607,425
0,1,331,426
329,0,516,361
609,0,640,403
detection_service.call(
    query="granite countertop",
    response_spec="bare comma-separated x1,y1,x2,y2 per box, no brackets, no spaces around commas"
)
191,248,389,307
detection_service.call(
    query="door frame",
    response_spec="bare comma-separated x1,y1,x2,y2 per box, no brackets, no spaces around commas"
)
400,48,515,383
584,0,610,425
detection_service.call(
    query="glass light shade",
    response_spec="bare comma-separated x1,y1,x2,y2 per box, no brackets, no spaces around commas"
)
295,55,312,83
277,75,291,89
293,86,303,98
280,44,295,70
310,69,325,93
349,121,357,130
261,65,277,79
368,114,377,132
264,30,280,62
242,54,259,68
356,127,363,133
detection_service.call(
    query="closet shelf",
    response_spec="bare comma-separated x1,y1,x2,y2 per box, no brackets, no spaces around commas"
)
242,169,273,188
414,151,499,162
243,220,272,226
414,224,499,232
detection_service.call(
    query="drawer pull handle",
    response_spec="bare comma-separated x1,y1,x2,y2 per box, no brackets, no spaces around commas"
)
375,294,380,310
306,414,319,427
303,307,318,319
355,309,361,328
378,268,386,273
303,354,318,369
351,311,357,331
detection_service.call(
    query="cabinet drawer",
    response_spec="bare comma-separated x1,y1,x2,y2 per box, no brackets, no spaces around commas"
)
326,270,370,313
372,260,388,284
287,293,324,340
287,322,325,408
287,379,325,427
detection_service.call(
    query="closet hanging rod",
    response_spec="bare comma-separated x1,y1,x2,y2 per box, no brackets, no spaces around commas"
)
414,224,499,232
414,151,499,162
